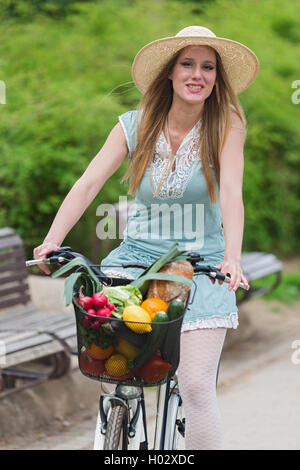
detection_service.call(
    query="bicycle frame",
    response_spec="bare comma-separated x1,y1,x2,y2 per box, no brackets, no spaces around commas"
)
155,377,181,450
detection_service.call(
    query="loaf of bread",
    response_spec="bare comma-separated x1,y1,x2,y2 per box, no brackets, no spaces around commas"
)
146,260,194,305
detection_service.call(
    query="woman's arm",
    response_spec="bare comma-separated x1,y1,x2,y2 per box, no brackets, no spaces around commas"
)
216,110,249,291
34,122,128,272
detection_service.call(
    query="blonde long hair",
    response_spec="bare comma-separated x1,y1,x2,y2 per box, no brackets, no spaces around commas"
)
121,47,246,204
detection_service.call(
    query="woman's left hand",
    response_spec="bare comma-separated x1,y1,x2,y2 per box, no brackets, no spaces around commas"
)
209,259,249,291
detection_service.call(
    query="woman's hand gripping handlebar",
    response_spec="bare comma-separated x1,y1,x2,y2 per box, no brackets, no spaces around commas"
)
186,252,250,291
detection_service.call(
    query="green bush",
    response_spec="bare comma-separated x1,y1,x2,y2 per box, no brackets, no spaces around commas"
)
247,269,300,305
0,0,94,21
0,0,299,265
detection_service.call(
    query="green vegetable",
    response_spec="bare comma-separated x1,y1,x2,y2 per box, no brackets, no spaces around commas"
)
51,257,103,305
78,322,117,350
166,298,185,320
102,285,143,318
161,298,186,367
128,311,169,370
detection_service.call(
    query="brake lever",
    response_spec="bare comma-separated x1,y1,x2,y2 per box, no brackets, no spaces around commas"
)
208,266,250,291
193,265,250,291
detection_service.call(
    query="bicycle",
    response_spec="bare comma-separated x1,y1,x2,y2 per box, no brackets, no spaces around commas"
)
26,246,249,450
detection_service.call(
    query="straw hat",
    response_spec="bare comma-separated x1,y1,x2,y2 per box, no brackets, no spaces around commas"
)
132,26,259,95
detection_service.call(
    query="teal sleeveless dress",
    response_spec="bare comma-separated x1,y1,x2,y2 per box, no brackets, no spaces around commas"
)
100,110,238,331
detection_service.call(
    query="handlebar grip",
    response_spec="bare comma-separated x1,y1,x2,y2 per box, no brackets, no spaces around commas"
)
25,255,69,267
209,271,250,291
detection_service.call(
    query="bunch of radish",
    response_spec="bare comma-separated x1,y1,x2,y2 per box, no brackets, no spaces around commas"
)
78,292,115,329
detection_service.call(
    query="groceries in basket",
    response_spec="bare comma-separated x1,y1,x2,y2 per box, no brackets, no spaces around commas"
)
52,242,194,386
76,296,185,384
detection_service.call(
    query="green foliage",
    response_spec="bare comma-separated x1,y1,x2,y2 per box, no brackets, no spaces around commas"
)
0,0,94,21
0,0,299,265
248,270,300,305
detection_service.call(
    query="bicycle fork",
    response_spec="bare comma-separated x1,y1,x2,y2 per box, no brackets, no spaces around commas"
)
96,385,148,450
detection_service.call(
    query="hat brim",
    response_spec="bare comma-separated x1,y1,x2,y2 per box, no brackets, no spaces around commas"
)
132,35,259,95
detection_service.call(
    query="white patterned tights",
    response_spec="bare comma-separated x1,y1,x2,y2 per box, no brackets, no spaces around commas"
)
177,327,227,450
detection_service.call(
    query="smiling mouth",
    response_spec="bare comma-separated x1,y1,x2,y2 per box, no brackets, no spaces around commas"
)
187,85,204,90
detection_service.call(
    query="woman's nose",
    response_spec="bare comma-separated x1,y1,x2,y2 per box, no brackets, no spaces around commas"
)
191,65,203,80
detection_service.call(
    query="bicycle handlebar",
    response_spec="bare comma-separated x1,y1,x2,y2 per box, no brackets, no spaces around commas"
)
26,246,250,291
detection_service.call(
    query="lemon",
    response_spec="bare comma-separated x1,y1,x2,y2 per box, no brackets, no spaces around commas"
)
122,305,152,334
105,354,130,377
115,337,141,360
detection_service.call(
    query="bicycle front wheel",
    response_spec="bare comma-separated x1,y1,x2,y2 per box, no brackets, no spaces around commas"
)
164,392,185,450
104,405,128,450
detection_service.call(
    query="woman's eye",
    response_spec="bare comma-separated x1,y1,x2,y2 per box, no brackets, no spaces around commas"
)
180,62,214,70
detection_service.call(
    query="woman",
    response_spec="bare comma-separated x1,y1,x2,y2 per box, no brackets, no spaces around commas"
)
34,26,259,449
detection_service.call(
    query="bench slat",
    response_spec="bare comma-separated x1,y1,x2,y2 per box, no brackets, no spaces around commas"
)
0,306,72,328
0,310,75,339
0,303,36,322
0,315,76,345
243,262,282,281
5,325,77,355
242,252,276,268
0,272,28,285
241,252,264,263
0,309,76,346
0,283,29,297
0,235,23,249
0,227,16,238
3,337,78,368
0,247,25,262
241,252,282,281
0,260,28,274
0,304,62,325
0,293,31,309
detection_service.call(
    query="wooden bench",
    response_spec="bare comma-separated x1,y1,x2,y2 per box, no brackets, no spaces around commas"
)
0,227,77,398
239,252,282,304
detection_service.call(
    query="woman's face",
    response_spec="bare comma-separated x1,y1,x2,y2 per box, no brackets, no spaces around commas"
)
168,45,217,106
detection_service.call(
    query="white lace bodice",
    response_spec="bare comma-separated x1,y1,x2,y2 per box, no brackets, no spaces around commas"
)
150,119,202,199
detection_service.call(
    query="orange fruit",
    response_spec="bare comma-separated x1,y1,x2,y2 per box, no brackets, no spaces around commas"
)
141,298,168,321
86,342,114,360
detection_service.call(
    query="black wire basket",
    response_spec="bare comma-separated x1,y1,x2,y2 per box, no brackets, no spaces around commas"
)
72,286,189,387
